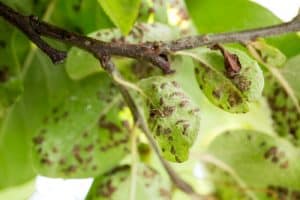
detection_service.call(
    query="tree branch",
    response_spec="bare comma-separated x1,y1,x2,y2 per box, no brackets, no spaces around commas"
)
1,1,300,73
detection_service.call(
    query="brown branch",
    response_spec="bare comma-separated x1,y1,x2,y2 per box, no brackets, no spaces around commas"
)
1,1,300,73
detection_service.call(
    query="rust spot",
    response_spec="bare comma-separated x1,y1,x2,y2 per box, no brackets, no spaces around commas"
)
33,135,44,145
0,66,9,83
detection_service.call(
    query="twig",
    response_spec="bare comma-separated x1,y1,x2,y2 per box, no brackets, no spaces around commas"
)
1,2,300,73
100,57,211,199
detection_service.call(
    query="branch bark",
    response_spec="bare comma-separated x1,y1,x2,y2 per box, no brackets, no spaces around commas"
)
1,1,299,73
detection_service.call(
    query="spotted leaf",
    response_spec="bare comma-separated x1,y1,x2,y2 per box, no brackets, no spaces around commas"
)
206,130,300,199
264,54,300,146
138,76,201,162
31,73,131,178
86,164,171,200
181,47,264,113
250,39,286,68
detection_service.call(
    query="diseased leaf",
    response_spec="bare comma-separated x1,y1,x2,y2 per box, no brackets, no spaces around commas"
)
207,130,300,199
181,47,264,113
31,73,131,178
0,50,71,189
97,0,141,34
264,55,300,145
86,164,171,200
250,39,286,68
138,76,201,162
66,23,179,80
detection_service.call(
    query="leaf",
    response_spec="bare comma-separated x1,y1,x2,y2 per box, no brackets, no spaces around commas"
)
51,0,113,34
185,0,280,33
0,50,71,189
180,47,264,113
0,179,35,200
86,164,171,200
31,73,131,178
250,39,286,68
138,0,168,23
206,130,300,199
97,0,141,34
138,76,201,162
66,23,179,80
264,55,300,145
0,20,29,125
185,0,300,58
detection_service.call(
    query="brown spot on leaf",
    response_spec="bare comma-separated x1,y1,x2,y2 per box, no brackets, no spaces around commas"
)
0,66,9,83
33,135,44,145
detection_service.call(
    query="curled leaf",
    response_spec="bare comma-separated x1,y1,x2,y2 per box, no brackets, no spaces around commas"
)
249,39,286,68
138,76,201,162
180,47,264,113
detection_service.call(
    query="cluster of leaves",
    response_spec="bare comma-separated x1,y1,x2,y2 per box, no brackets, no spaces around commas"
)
0,0,300,199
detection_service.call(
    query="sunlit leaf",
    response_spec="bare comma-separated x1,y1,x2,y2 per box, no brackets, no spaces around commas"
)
206,130,300,199
180,47,264,113
138,75,201,162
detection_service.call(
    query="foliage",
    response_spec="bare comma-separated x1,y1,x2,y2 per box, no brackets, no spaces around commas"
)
0,0,300,199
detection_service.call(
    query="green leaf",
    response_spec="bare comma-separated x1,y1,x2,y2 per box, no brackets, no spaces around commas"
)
31,73,131,178
51,0,113,34
138,75,201,162
206,130,300,199
138,0,168,23
264,55,300,145
97,0,141,34
185,0,300,58
0,179,35,200
185,0,280,33
86,164,171,200
180,47,264,113
250,39,286,68
66,23,179,80
0,50,71,189
0,19,30,125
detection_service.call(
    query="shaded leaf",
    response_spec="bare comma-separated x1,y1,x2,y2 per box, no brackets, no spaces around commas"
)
206,130,300,199
138,76,201,162
0,50,71,189
86,164,171,200
51,0,113,34
97,0,141,34
31,73,131,178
